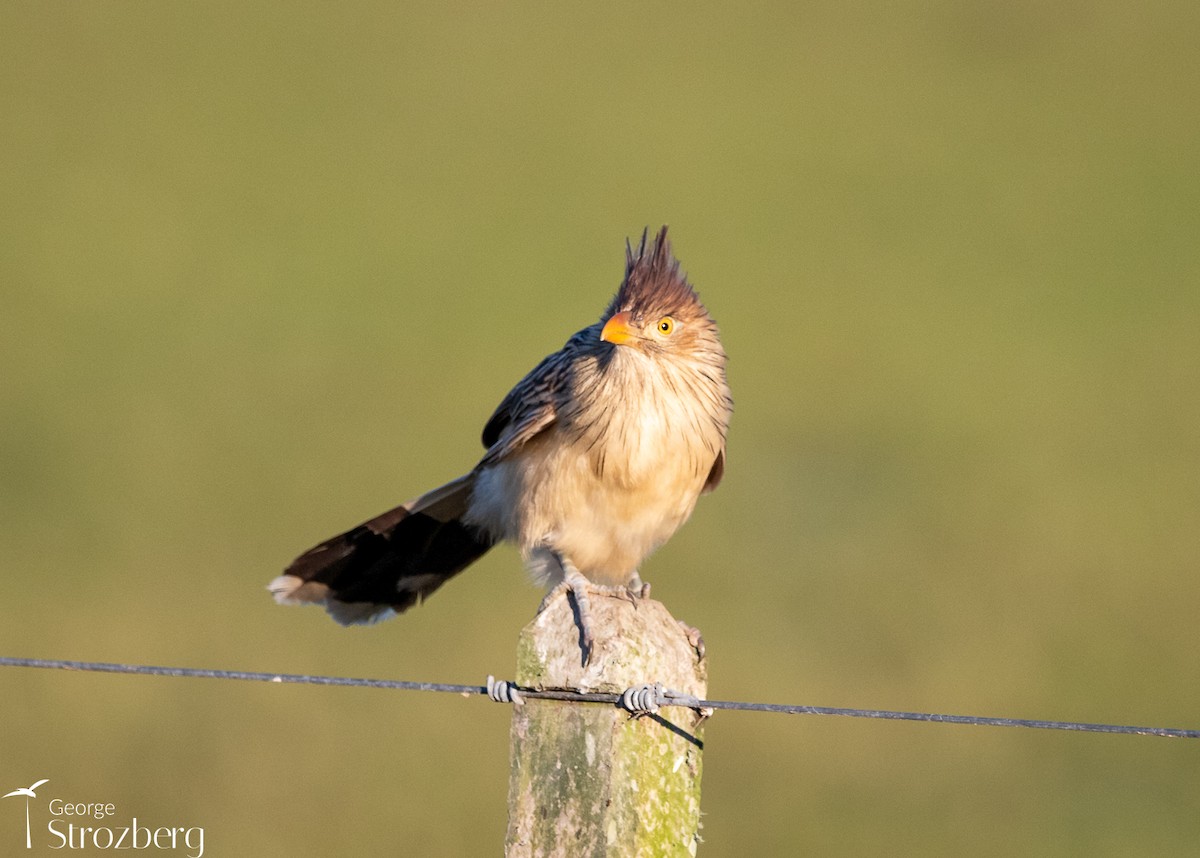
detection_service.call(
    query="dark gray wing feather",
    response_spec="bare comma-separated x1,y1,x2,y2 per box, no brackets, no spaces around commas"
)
479,325,599,464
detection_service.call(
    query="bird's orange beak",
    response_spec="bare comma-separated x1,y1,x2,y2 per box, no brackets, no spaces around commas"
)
600,311,636,345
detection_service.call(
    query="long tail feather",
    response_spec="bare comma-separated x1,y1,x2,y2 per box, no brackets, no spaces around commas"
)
269,474,494,625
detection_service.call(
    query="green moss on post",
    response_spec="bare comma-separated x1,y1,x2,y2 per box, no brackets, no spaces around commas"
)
504,593,707,857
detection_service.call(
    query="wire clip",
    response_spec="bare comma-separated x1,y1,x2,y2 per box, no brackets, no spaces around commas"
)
486,675,524,706
620,682,707,716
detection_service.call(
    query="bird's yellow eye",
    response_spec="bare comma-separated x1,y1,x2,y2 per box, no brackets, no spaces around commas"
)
656,317,675,335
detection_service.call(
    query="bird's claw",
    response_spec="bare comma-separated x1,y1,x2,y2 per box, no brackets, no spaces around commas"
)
538,563,653,667
625,572,651,602
678,620,706,659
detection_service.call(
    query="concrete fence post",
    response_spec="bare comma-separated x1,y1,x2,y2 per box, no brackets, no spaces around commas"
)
504,592,707,857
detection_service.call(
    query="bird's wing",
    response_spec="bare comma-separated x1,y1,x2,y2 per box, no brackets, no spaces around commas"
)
29,779,48,792
2,790,25,798
479,331,587,464
702,448,726,493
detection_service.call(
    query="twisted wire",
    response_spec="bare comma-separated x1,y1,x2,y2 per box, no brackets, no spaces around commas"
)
3,656,1197,739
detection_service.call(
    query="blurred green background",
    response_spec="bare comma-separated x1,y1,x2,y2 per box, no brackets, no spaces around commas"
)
2,2,1198,855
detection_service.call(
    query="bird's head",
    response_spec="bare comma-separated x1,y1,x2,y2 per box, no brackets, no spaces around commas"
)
599,226,723,362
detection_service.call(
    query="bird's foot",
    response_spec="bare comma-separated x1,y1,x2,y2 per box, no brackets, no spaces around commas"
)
625,571,651,601
678,619,706,659
538,565,646,666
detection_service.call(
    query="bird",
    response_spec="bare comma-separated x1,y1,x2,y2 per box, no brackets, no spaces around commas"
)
269,227,732,663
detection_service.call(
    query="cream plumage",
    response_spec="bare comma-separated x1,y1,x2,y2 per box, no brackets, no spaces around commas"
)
270,227,732,659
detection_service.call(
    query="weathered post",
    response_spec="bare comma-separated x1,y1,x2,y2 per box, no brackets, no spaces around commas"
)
504,593,707,857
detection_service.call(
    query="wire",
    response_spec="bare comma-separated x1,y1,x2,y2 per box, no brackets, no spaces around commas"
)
0,657,480,695
2,656,1196,739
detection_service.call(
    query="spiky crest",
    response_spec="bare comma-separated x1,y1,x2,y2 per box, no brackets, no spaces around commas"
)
607,226,706,322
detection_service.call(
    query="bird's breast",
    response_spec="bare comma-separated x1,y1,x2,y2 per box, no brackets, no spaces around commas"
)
577,354,723,487
466,347,728,584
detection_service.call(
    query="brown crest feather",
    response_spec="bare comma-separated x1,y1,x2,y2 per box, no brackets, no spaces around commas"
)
607,226,707,321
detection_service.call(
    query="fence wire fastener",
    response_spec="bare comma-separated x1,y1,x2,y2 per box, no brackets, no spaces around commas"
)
620,683,709,718
486,675,525,706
